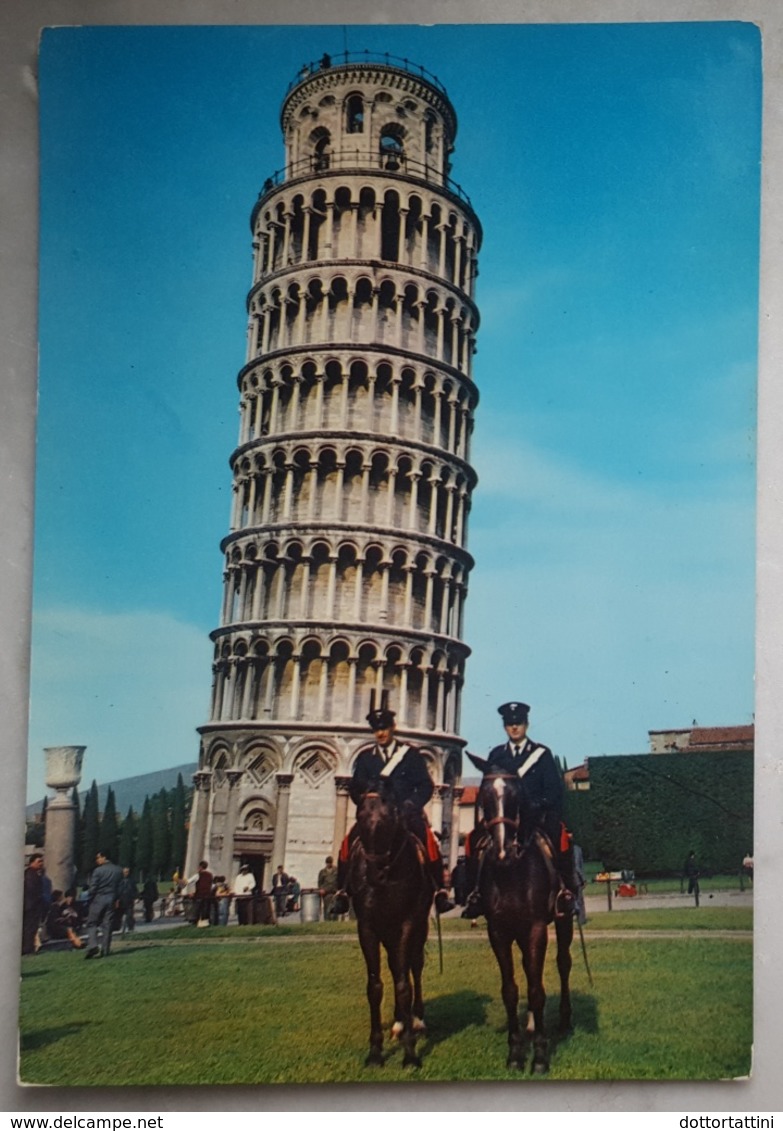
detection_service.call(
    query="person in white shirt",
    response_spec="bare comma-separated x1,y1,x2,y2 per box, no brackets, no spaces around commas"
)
232,863,256,925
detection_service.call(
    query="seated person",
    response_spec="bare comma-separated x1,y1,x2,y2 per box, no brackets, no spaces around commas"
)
333,705,454,916
44,889,84,949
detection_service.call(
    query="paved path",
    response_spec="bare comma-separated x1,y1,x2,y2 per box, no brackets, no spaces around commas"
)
582,888,752,913
112,885,751,943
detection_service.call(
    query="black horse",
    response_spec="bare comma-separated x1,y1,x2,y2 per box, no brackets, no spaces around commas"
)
476,772,573,1073
347,780,432,1068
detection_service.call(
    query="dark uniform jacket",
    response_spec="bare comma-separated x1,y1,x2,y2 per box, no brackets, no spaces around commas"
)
350,742,434,812
486,738,563,843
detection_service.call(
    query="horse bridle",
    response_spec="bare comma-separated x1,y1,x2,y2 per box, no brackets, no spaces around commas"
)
358,790,408,869
481,774,520,834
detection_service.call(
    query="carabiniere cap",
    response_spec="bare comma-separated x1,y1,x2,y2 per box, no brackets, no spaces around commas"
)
367,708,396,729
498,701,530,725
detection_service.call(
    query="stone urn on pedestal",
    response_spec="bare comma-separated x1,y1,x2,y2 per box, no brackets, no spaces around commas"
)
43,745,85,894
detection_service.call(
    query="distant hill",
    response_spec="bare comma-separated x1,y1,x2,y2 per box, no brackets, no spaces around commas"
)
26,762,198,819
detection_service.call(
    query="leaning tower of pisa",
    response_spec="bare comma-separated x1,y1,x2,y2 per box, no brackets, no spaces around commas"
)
185,52,482,890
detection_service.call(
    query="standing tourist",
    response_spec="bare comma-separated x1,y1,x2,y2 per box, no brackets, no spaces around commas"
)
317,855,338,920
271,865,289,918
684,850,701,906
21,853,45,956
117,867,138,934
232,863,256,925
188,860,214,925
84,851,122,959
141,878,159,922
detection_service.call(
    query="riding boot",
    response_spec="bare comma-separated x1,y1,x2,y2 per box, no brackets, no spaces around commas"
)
428,858,454,915
460,846,485,920
555,841,578,918
332,856,351,917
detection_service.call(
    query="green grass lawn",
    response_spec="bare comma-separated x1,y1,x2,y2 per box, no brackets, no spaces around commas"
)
18,910,752,1086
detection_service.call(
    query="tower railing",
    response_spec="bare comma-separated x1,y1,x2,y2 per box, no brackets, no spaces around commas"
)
256,148,474,210
286,51,449,97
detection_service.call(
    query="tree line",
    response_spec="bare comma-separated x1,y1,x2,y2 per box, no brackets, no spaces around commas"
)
27,774,192,884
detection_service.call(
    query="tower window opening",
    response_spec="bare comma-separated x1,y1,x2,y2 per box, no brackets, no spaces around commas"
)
312,130,332,172
379,128,405,172
346,95,364,134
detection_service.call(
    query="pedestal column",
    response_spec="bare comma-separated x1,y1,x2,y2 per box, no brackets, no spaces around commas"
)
42,745,85,894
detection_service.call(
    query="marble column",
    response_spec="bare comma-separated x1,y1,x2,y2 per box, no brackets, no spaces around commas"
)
184,771,213,877
271,774,294,868
42,745,84,894
332,775,353,859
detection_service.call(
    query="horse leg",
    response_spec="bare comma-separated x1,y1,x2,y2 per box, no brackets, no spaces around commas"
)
388,937,421,1068
358,923,385,1066
410,927,427,1034
520,920,549,1074
554,913,574,1034
489,929,525,1069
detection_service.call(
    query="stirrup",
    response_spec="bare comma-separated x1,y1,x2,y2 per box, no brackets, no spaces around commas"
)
332,890,350,916
434,889,455,915
554,887,575,919
461,891,484,920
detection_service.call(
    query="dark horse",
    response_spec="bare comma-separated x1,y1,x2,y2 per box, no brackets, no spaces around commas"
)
347,780,432,1067
477,772,573,1073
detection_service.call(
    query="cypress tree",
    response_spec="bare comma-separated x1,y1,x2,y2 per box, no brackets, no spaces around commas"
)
118,805,137,871
136,796,153,879
25,796,47,847
80,780,100,876
99,786,120,860
151,790,172,880
170,774,188,879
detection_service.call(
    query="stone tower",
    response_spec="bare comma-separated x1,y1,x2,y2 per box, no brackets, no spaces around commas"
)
185,52,482,891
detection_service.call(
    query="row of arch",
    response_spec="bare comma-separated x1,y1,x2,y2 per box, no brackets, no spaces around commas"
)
219,536,471,636
247,262,477,377
237,355,476,461
199,729,460,790
228,444,474,546
253,186,479,296
208,634,466,735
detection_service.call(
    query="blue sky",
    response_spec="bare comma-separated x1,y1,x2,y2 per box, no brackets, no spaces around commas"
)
28,22,760,803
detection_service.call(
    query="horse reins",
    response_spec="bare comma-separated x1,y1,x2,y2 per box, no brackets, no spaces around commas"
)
359,791,411,874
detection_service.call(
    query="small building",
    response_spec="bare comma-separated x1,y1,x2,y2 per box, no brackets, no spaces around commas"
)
648,724,754,754
564,761,590,791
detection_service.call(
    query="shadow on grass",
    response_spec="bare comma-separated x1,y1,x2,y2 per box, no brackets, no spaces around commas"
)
20,969,50,979
542,991,599,1065
21,1022,90,1052
418,988,494,1046
109,944,165,957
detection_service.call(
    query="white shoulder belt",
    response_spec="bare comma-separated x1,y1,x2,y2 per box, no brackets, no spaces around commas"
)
516,745,547,780
380,743,410,777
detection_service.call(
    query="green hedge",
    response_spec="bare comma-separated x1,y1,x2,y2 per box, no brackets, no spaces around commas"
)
587,751,753,874
563,790,595,859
